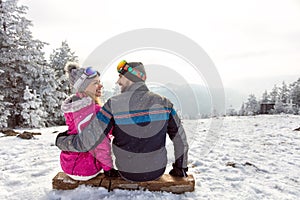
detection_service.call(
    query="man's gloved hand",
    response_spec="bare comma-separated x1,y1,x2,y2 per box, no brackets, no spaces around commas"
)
169,163,188,177
56,130,68,138
104,168,120,177
55,130,68,147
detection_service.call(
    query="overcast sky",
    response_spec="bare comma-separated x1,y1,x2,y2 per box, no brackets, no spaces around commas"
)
19,0,300,98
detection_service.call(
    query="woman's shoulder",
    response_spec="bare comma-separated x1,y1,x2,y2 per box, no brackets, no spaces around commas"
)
61,95,94,113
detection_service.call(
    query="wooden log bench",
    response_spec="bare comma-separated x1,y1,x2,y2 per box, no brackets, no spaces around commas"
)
52,172,195,194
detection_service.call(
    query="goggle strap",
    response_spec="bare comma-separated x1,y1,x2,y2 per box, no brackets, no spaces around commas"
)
130,67,146,81
73,73,88,90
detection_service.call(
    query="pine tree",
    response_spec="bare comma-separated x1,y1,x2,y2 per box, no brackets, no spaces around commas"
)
261,90,270,103
47,41,78,125
20,86,46,128
289,78,300,107
274,99,285,114
245,94,259,115
226,105,237,116
0,94,12,128
49,40,78,95
0,69,12,127
278,81,289,104
39,65,64,126
0,0,48,127
269,85,279,103
239,102,245,116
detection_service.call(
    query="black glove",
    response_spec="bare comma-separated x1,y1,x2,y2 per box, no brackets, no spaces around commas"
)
56,130,68,137
169,163,188,177
55,130,68,146
104,168,120,177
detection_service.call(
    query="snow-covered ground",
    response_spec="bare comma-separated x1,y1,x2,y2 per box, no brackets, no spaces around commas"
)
0,115,300,200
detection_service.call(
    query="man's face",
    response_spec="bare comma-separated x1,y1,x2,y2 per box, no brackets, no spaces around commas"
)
116,74,133,93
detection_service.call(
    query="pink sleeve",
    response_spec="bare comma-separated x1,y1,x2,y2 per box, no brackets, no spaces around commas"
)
90,105,113,170
92,136,113,171
64,113,77,135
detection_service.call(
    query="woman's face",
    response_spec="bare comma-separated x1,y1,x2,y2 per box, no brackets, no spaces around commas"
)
85,76,103,97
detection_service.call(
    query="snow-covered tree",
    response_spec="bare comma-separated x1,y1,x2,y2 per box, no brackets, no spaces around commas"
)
273,99,285,114
289,78,300,107
286,99,297,114
0,69,11,127
44,41,78,125
49,40,78,96
38,66,66,126
0,0,48,127
0,94,12,128
269,85,279,103
261,90,270,103
245,94,259,115
239,103,246,116
226,105,237,116
20,86,46,128
272,81,295,114
278,81,289,104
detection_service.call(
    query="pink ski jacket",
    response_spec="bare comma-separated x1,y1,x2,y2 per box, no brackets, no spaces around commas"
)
60,95,113,176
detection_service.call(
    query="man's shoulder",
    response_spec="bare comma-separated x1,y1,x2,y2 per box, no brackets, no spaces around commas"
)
103,93,127,110
104,90,174,109
147,91,173,108
107,93,126,102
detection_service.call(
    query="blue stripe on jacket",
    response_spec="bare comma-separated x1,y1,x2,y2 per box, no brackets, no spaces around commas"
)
96,111,111,124
115,112,170,125
171,108,177,116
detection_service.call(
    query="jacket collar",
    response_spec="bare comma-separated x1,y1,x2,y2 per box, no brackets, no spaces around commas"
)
124,81,149,93
61,95,93,113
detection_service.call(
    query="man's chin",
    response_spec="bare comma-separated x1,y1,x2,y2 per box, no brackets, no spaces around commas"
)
121,86,127,93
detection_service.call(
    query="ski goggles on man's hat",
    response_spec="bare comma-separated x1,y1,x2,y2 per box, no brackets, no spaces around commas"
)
73,66,100,90
117,60,146,81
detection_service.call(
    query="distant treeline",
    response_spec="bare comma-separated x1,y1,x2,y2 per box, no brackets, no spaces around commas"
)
227,79,300,116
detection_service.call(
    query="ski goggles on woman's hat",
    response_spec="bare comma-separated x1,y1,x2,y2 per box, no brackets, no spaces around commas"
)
117,60,146,81
73,66,100,90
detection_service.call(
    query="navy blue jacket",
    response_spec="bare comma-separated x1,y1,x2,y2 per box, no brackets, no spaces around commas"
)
56,82,189,181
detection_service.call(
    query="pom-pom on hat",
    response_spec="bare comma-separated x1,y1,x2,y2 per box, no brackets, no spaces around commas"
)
117,60,146,82
65,62,100,92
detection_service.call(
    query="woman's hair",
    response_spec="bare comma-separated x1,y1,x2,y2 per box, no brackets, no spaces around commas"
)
94,97,102,106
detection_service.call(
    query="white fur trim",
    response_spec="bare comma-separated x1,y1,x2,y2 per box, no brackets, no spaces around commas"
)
61,95,93,113
66,171,101,181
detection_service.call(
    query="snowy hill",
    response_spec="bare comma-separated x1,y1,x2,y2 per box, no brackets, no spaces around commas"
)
0,115,299,199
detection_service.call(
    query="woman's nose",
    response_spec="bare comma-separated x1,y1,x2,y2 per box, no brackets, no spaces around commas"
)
97,82,103,89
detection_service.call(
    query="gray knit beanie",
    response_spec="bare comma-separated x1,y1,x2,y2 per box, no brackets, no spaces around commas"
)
65,62,99,92
120,62,146,82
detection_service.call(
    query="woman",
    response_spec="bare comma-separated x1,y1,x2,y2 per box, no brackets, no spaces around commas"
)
60,62,118,180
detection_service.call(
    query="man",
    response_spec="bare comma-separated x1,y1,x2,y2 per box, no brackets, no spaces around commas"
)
56,60,189,182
